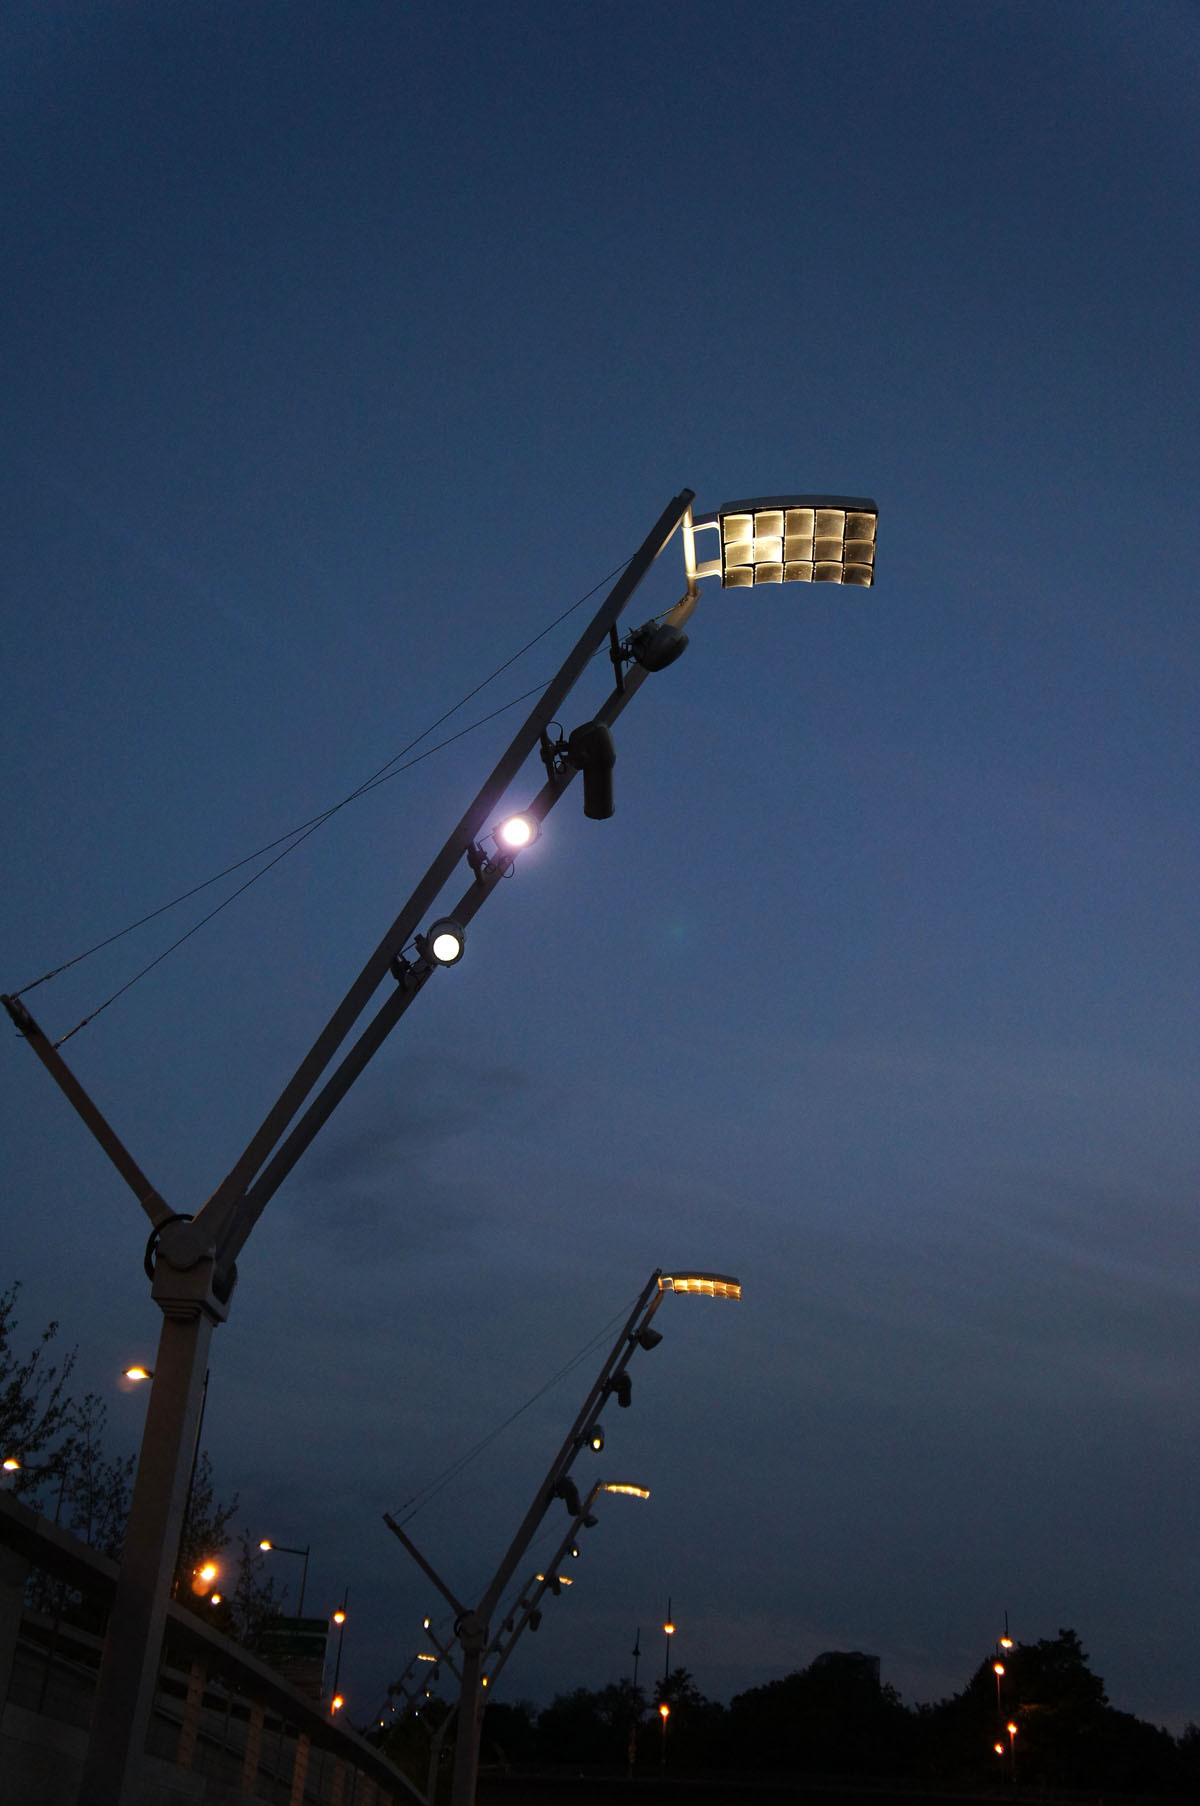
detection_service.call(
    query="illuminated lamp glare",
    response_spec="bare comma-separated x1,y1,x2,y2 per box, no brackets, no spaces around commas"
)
658,1272,742,1301
604,1482,651,1499
495,813,539,850
423,919,465,966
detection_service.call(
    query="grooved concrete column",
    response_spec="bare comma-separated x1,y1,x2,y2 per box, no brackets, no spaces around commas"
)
289,1729,310,1806
241,1699,265,1794
0,1542,30,1707
177,1658,206,1767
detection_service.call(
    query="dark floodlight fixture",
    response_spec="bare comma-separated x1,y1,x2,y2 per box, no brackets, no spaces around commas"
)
658,1272,742,1301
580,1512,599,1529
566,720,616,819
685,496,877,589
611,1371,633,1408
553,1476,583,1517
529,1609,542,1631
636,1325,663,1351
493,812,540,851
626,620,689,673
417,918,466,966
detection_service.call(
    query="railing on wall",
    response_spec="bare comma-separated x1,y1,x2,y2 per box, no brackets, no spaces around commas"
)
0,1491,423,1806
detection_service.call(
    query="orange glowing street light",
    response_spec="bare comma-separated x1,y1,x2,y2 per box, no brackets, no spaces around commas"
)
258,1537,311,1614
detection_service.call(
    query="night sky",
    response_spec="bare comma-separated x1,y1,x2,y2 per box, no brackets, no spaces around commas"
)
3,0,1199,1737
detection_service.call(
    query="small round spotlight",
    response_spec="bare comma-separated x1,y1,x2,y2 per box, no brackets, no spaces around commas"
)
423,919,465,966
495,813,539,851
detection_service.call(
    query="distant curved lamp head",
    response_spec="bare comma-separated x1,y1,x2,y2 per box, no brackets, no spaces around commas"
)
418,918,466,966
684,496,877,590
658,1272,741,1301
124,1366,153,1382
603,1482,650,1500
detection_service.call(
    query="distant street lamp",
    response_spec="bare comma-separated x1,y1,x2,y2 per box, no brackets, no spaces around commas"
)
258,1538,311,1615
330,1589,349,1703
2,484,874,1806
659,1701,670,1769
387,1267,737,1806
663,1597,676,1685
1,1455,69,1522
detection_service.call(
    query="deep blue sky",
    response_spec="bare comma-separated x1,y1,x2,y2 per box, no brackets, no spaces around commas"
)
3,0,1199,1735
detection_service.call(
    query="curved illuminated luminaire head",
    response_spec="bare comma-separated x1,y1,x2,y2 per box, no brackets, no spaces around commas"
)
494,812,540,852
124,1365,153,1382
418,918,466,966
603,1482,650,1500
2,1458,21,1473
658,1272,742,1301
686,496,877,589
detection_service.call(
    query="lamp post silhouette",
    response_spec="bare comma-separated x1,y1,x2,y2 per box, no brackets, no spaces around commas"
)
2,487,875,1806
257,1538,311,1615
386,1267,739,1806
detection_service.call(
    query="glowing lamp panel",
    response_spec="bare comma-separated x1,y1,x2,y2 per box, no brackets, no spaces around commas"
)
660,1272,742,1301
719,502,876,588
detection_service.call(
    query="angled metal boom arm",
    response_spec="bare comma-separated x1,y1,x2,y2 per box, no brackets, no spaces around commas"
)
200,488,695,1263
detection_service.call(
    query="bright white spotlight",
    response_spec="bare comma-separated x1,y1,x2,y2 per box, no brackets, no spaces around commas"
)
494,813,539,851
421,919,465,966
